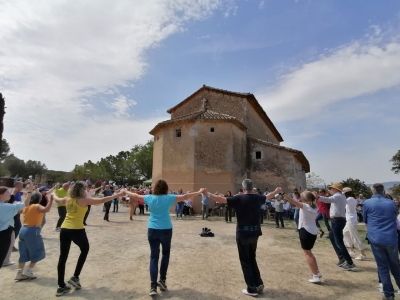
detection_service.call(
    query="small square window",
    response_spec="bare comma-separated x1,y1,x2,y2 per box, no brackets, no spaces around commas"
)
210,127,214,132
175,129,181,137
255,151,262,160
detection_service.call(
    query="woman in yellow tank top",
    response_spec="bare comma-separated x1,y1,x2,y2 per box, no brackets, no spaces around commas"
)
53,181,124,297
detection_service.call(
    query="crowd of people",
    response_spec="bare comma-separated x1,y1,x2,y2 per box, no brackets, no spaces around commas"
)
0,178,399,299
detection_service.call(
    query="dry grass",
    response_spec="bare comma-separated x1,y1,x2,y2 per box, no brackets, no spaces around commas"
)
0,205,385,300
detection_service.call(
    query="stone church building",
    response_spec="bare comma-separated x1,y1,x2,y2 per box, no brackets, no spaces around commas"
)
149,85,309,213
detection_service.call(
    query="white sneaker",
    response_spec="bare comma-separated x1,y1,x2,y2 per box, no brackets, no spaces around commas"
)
316,272,322,278
14,269,29,281
241,289,258,297
355,255,367,261
23,267,37,279
309,275,321,284
3,261,15,267
349,251,356,257
55,227,60,232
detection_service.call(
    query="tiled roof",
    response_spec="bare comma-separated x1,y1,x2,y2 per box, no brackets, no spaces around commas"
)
249,138,310,173
149,109,247,135
166,85,284,142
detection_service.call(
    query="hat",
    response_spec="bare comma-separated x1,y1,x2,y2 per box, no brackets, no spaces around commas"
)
328,183,343,192
39,186,49,192
342,187,352,193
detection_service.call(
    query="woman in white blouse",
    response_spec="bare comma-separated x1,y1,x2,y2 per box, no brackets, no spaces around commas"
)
283,190,321,284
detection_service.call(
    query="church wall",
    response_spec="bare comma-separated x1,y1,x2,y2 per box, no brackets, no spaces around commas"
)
246,104,279,145
248,140,306,192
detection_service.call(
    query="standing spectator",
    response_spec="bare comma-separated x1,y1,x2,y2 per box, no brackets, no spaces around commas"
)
274,194,285,228
315,189,331,238
283,200,291,220
175,188,184,219
293,190,301,231
55,183,70,232
317,183,356,271
342,187,367,260
364,183,400,300
201,192,210,220
225,191,233,223
11,181,24,251
205,179,280,296
102,185,113,222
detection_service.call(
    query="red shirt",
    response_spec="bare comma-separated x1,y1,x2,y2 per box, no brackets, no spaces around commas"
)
317,199,330,217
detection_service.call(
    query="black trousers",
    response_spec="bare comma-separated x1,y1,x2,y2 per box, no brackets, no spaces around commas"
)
83,205,91,225
236,235,263,293
57,229,89,287
113,201,118,212
14,214,21,239
225,207,232,222
275,212,284,228
104,201,111,221
139,204,145,215
0,227,13,268
56,206,67,228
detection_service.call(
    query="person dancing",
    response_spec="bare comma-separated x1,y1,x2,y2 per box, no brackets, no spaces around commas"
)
53,181,124,297
205,179,279,297
0,182,33,268
282,190,321,283
125,180,203,296
14,191,53,280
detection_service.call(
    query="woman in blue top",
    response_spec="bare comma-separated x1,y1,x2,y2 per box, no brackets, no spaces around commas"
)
125,180,204,296
0,182,33,268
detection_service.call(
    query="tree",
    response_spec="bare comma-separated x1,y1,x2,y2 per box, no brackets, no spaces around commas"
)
3,154,26,177
0,93,5,143
25,160,47,177
306,172,325,190
392,184,400,197
0,138,10,161
130,140,153,179
340,178,371,198
390,150,400,174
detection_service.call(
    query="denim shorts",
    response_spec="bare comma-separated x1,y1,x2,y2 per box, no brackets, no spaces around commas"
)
18,226,45,263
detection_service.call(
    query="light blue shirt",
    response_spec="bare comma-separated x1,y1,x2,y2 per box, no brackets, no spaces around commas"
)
0,202,26,231
318,192,347,218
144,194,177,229
201,194,210,206
363,195,398,246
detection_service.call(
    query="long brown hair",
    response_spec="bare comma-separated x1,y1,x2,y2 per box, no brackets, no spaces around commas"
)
301,191,316,209
153,180,168,195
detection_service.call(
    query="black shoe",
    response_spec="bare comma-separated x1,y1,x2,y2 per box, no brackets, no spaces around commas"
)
67,276,81,289
336,259,346,267
149,287,157,296
158,280,167,291
56,285,72,297
341,263,357,271
83,223,87,226
319,230,325,238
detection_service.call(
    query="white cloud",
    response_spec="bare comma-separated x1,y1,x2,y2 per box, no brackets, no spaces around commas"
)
0,0,231,170
259,0,265,9
105,95,137,118
257,28,400,122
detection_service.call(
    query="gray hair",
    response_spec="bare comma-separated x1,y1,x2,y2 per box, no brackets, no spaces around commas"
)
30,191,42,205
242,179,254,192
371,183,385,195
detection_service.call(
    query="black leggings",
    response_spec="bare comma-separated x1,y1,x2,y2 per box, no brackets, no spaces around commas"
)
57,229,90,287
0,227,13,268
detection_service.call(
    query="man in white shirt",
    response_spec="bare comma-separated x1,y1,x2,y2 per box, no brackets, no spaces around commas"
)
318,183,356,271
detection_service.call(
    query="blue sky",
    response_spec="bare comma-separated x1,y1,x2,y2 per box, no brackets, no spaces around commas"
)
1,0,399,184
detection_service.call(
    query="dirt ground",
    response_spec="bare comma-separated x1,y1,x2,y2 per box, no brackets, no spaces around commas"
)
0,203,388,300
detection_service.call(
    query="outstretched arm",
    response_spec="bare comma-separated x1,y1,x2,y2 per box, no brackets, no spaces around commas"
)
175,189,204,202
23,182,34,206
37,196,54,213
78,190,126,206
283,194,303,209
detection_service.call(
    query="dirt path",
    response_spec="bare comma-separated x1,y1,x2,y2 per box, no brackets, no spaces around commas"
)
0,204,385,299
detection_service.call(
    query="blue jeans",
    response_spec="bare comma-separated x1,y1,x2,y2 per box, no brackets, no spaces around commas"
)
329,219,353,264
148,228,172,288
315,213,331,231
371,243,400,298
236,235,263,293
294,209,299,228
176,202,184,218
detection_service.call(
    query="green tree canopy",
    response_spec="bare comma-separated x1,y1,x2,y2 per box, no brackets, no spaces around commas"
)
0,138,10,161
306,172,325,190
340,178,371,198
390,150,400,174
